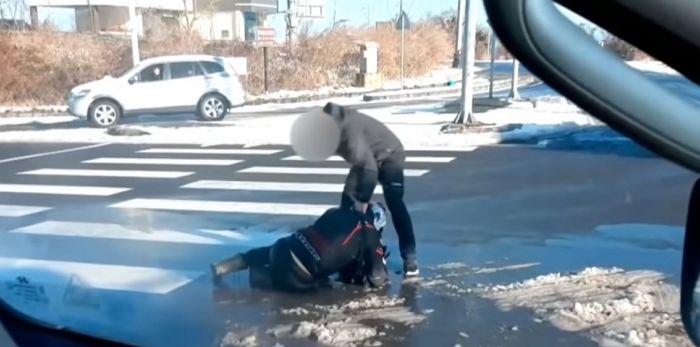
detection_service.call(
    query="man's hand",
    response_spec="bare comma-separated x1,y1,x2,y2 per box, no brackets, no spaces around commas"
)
354,201,368,214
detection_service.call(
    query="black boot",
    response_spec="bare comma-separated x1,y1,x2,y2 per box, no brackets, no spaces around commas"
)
211,254,248,286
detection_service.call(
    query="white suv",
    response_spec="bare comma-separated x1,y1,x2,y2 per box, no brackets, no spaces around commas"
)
67,54,247,127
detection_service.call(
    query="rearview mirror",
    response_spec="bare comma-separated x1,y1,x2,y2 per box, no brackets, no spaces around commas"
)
681,177,700,346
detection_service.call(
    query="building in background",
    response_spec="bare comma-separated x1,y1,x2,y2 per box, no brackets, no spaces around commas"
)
26,0,280,41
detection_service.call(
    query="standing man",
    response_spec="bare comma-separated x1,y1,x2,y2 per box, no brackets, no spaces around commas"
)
319,102,419,277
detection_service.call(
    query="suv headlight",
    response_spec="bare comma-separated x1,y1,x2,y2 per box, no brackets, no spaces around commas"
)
74,89,91,98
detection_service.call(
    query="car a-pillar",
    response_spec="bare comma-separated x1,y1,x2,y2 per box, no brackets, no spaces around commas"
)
88,98,123,128
197,92,230,121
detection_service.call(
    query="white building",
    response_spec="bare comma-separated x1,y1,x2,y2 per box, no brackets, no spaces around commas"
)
26,0,279,41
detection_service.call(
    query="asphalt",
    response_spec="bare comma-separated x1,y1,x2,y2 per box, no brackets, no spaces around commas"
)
0,62,697,347
0,137,694,347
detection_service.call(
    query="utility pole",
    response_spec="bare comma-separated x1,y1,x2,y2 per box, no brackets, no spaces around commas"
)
399,0,405,90
509,59,521,99
87,0,96,33
286,0,298,44
454,0,466,68
128,2,140,66
455,0,477,124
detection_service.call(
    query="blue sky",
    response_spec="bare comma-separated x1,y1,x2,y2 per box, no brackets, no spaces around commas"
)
26,0,591,37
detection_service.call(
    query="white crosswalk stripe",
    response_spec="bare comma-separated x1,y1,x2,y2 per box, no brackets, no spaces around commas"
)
0,257,200,294
138,148,282,155
402,146,478,152
19,168,194,178
182,180,384,194
9,220,277,245
282,155,455,163
0,204,51,217
111,198,334,216
83,157,242,166
238,166,429,176
0,183,129,196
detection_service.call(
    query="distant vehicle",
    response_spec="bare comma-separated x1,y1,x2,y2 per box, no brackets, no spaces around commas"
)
66,54,247,127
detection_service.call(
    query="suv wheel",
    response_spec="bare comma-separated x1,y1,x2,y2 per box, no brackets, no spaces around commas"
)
89,100,121,127
198,94,228,121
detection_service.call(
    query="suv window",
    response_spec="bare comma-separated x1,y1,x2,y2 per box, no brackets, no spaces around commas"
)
135,64,164,83
169,62,203,79
200,61,225,74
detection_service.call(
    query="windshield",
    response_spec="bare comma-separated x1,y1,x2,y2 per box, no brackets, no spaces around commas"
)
0,2,697,347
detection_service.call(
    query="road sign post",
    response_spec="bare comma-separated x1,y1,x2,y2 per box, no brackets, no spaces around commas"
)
395,8,410,90
256,27,276,93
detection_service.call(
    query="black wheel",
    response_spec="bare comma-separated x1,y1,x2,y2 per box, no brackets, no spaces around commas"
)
197,93,229,121
88,100,121,128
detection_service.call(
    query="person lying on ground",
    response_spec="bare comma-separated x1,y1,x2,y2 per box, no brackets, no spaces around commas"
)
210,203,390,292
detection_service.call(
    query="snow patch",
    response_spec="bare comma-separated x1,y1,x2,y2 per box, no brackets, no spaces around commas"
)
0,101,598,148
627,61,680,75
268,294,426,346
430,262,540,274
220,329,260,347
477,267,690,347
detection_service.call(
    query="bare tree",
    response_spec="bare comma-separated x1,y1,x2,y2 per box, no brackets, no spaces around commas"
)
181,0,221,33
0,0,27,21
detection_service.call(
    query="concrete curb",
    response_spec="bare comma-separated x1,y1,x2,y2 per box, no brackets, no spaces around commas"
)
362,76,537,102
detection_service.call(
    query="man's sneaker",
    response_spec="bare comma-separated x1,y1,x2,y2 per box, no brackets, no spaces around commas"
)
211,254,248,285
403,258,420,277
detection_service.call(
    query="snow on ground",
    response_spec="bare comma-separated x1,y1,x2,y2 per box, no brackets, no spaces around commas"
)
220,294,426,347
0,100,597,148
476,267,690,347
627,61,680,75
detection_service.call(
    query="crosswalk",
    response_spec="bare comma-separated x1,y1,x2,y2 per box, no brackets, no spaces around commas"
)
0,144,474,297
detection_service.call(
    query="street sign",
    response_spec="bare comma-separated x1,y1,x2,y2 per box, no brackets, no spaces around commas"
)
296,0,325,18
395,11,410,30
256,27,276,46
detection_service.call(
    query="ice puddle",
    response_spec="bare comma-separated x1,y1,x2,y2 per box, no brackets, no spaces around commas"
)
220,263,690,347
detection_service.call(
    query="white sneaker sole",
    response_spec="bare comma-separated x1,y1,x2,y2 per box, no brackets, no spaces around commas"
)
404,269,420,277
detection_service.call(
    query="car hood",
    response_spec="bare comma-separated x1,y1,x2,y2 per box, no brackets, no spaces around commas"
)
71,76,122,94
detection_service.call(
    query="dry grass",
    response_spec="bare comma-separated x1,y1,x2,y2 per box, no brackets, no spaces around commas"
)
603,36,650,60
0,30,131,105
1,21,454,105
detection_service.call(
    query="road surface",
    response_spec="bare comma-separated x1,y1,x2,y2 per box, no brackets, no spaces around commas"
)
0,61,696,346
0,137,693,347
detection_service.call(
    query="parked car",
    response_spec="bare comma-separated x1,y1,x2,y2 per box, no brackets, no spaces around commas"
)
66,54,246,127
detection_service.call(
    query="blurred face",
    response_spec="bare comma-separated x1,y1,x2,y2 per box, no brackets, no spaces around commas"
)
289,108,341,162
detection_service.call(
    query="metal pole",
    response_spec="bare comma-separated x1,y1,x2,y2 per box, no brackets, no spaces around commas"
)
87,0,96,33
488,26,496,98
263,46,269,93
457,0,477,124
129,2,140,66
400,0,405,90
454,0,465,68
510,58,520,99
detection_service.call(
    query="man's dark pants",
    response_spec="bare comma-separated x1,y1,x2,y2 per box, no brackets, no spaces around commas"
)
341,149,417,261
243,238,318,292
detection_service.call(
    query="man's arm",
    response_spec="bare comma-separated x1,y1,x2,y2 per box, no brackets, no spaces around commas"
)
345,134,378,214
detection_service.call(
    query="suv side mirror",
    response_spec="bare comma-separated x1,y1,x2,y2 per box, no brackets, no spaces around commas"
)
128,75,138,85
681,177,700,346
